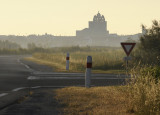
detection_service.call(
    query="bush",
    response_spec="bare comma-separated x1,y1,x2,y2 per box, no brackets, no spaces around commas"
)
127,67,160,114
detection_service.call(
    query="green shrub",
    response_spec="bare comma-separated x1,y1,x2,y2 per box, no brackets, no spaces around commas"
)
127,66,160,114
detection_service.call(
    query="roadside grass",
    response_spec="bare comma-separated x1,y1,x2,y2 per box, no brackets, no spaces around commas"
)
125,66,160,114
25,48,126,73
25,57,65,72
26,56,125,74
55,86,132,115
55,66,160,115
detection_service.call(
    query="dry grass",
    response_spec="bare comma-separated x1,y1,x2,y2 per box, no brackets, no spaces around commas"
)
55,86,132,115
26,49,125,73
55,67,160,115
126,67,160,114
25,57,65,72
26,56,125,74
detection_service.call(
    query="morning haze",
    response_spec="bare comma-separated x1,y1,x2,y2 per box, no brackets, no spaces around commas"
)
0,12,141,48
0,0,160,36
1,0,160,115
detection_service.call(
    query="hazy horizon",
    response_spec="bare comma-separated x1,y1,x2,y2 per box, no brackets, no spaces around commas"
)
0,0,160,36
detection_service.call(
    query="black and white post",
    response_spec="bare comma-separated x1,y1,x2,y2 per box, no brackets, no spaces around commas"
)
85,56,92,88
66,53,69,70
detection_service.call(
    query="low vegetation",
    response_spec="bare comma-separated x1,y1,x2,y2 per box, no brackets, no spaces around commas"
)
27,47,126,73
126,66,160,114
0,40,20,49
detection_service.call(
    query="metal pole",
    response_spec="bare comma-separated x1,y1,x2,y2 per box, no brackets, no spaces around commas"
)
126,59,129,73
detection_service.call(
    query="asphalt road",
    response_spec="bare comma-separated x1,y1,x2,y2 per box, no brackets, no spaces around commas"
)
0,55,130,95
0,55,30,92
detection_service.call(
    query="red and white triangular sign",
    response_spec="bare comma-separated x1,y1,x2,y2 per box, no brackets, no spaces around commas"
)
121,42,136,56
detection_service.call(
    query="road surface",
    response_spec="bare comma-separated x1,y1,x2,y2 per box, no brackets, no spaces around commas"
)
0,55,130,96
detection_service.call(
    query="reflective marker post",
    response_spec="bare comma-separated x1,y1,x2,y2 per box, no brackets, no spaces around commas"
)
85,56,92,88
66,53,69,70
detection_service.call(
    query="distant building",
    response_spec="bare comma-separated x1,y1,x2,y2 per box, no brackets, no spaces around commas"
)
0,12,141,48
76,12,109,37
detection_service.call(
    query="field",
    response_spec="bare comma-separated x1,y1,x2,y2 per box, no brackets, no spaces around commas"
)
26,47,126,73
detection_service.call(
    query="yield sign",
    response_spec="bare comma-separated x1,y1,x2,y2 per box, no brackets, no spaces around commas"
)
121,42,136,56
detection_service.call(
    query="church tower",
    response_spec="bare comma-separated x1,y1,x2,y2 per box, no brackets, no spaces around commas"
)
76,12,109,37
89,12,109,37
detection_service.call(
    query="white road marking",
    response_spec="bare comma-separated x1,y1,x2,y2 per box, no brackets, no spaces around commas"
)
27,76,129,80
35,75,129,78
12,87,27,92
25,65,30,69
17,58,34,71
0,93,8,97
0,86,66,98
33,72,129,77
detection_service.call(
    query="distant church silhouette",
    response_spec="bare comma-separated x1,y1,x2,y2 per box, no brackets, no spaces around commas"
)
0,12,141,48
76,12,109,37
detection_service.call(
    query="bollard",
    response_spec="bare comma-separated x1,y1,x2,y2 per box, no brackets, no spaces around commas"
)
66,52,69,70
85,56,92,88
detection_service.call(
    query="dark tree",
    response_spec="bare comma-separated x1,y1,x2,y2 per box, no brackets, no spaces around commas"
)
136,20,160,64
140,20,160,54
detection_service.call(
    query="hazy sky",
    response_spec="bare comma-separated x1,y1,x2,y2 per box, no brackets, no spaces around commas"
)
0,0,160,36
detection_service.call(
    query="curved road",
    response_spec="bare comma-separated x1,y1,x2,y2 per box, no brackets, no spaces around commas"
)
0,56,30,92
0,55,130,95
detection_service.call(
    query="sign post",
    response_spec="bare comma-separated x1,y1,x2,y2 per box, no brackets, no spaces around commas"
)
121,42,136,71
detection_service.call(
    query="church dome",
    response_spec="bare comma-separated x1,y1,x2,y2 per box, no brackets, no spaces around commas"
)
93,15,97,22
97,12,101,17
93,12,105,22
